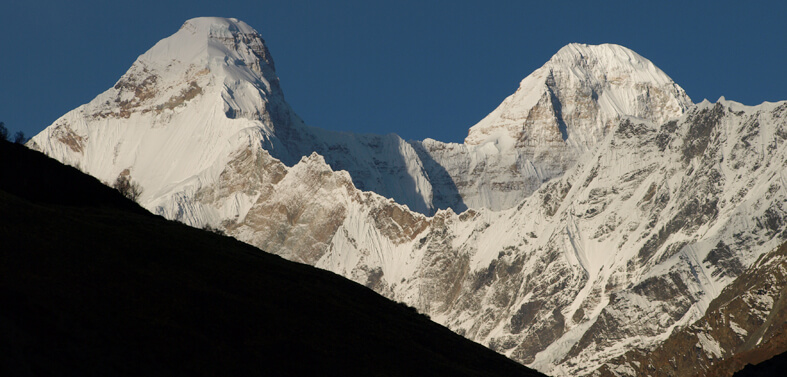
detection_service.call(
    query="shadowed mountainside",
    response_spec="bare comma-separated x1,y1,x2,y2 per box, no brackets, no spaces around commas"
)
0,140,543,377
732,350,787,377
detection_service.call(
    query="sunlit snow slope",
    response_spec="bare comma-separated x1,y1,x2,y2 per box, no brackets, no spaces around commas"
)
29,17,787,376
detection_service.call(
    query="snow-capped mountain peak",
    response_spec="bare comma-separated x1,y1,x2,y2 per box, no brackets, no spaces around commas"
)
549,43,668,83
123,16,282,117
139,17,269,68
465,43,692,151
28,17,297,206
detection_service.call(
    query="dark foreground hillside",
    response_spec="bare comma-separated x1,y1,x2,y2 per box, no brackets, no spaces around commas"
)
733,350,787,377
0,140,542,377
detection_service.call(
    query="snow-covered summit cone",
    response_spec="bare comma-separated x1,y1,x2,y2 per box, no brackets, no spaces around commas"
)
465,43,692,151
103,16,287,122
28,17,301,203
413,44,692,212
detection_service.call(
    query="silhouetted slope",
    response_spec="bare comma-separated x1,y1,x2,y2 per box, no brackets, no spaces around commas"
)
0,140,542,377
733,351,787,377
0,140,148,213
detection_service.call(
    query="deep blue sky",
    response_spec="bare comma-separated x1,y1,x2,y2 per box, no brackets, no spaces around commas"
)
2,1,785,143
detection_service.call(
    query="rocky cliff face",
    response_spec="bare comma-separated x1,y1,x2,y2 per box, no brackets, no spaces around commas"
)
597,239,787,377
29,17,787,376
